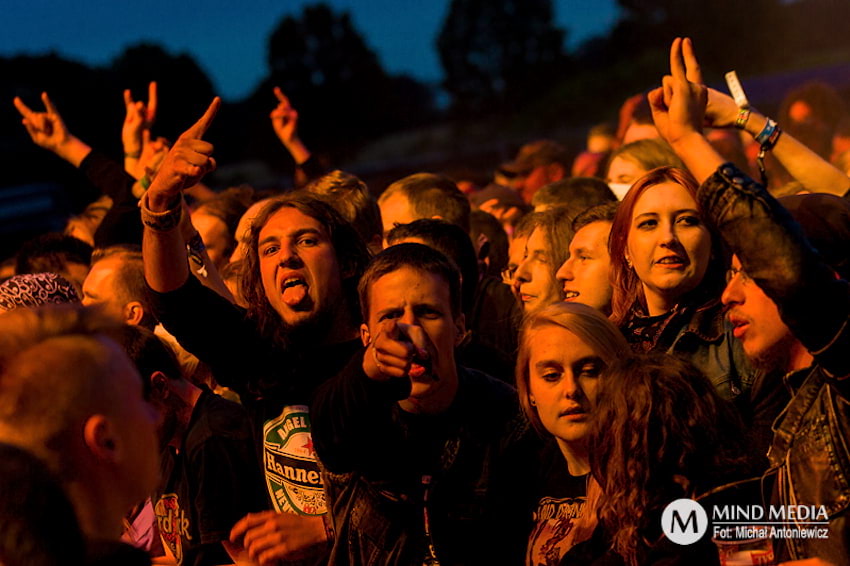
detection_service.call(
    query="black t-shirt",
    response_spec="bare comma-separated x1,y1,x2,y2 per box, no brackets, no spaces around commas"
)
150,275,362,520
155,389,266,566
527,440,595,566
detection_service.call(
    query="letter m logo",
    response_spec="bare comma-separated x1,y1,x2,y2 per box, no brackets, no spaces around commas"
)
670,509,699,534
662,499,708,545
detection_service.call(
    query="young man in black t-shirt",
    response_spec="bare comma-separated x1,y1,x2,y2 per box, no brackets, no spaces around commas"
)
114,325,266,566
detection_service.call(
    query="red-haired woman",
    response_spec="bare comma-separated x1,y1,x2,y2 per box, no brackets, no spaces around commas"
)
607,166,755,402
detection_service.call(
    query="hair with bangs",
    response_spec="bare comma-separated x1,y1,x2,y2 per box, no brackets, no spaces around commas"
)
516,301,629,435
608,166,725,325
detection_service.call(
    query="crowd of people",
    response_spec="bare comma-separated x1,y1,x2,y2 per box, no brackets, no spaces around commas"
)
1,37,849,566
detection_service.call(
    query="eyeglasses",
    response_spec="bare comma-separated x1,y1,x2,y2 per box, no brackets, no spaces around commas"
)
725,266,751,284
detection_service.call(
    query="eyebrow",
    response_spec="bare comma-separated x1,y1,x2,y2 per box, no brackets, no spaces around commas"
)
634,208,699,220
258,228,323,248
534,355,601,371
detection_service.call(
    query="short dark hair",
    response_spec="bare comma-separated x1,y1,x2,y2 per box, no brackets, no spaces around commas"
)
469,210,509,277
387,219,478,316
91,246,156,330
379,173,471,232
15,233,92,275
241,194,371,342
304,170,381,245
358,243,461,322
531,177,616,213
108,325,182,399
572,201,619,233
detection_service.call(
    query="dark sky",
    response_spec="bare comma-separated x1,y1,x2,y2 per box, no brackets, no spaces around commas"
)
1,0,619,100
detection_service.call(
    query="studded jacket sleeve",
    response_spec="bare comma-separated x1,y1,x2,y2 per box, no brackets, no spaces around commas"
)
698,163,850,378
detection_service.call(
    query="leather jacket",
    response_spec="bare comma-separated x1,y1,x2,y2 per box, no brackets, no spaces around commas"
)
699,163,850,563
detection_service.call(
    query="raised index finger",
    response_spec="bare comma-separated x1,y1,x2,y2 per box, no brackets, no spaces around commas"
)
273,86,289,105
682,38,703,84
183,96,221,139
669,37,686,82
147,81,158,122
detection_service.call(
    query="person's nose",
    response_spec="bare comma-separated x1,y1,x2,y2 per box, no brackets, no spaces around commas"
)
278,242,303,268
556,257,574,283
514,257,532,283
721,273,745,307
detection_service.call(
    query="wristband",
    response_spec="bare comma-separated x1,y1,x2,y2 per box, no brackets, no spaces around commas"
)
139,192,182,232
735,108,751,130
124,150,141,159
755,118,782,149
186,232,209,278
186,232,206,253
139,174,151,191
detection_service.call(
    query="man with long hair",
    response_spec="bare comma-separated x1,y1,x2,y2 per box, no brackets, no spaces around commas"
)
141,99,370,564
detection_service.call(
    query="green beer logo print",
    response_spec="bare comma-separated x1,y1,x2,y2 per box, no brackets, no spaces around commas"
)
263,405,326,515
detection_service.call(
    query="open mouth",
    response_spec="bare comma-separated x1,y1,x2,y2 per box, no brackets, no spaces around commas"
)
564,290,580,300
281,276,309,306
655,255,687,267
408,356,434,380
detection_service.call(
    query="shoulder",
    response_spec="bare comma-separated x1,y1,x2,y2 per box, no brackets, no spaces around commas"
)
186,391,254,450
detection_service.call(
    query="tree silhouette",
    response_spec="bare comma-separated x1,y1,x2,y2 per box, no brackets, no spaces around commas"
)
437,0,565,115
255,3,433,159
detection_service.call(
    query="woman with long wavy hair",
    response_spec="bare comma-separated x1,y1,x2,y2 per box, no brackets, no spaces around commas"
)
589,353,749,566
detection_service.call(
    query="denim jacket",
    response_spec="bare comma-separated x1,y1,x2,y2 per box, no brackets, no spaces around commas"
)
699,163,850,563
623,295,756,401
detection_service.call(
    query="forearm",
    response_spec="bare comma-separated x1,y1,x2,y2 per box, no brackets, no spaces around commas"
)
310,352,406,473
743,111,850,196
55,135,92,168
670,132,726,185
283,137,311,165
142,194,190,293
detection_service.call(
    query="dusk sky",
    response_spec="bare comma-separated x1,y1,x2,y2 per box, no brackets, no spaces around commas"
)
1,0,620,101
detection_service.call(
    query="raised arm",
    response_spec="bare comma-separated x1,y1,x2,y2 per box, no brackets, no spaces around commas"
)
270,87,311,165
143,97,220,293
653,38,850,372
122,81,158,178
14,92,91,167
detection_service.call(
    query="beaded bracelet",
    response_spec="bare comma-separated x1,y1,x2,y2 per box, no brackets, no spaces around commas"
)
735,108,751,129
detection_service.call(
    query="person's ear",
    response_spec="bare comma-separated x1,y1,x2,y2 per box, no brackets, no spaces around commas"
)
360,323,371,348
83,415,118,463
454,314,467,346
123,301,145,326
529,395,537,407
150,371,170,400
